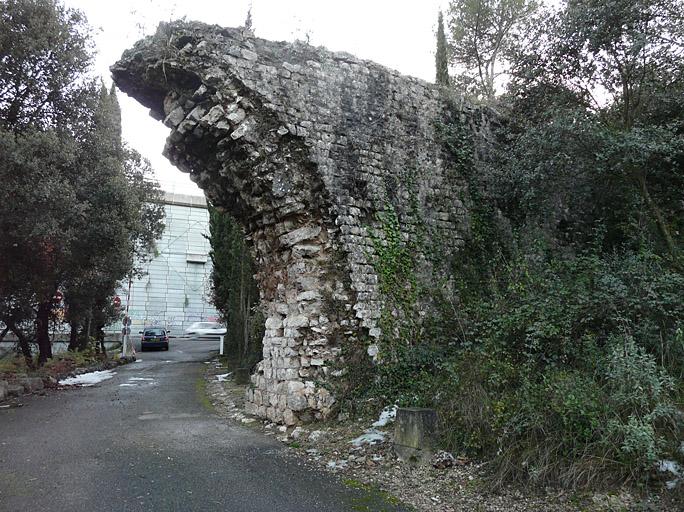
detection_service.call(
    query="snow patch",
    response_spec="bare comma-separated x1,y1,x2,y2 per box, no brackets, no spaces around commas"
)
350,429,386,447
216,372,232,382
59,370,116,387
372,405,397,427
326,459,348,470
129,377,154,381
658,459,682,490
118,383,137,387
658,459,682,476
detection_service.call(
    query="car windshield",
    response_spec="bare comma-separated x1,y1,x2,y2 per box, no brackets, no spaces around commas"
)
144,328,164,336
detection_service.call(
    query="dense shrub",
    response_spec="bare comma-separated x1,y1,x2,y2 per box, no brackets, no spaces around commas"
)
357,239,683,488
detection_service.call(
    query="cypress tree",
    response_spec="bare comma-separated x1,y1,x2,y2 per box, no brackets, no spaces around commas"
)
435,11,450,86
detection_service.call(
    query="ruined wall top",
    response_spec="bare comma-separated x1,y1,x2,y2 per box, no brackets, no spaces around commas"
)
111,21,471,224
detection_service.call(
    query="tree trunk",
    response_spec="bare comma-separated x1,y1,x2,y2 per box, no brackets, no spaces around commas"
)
77,327,89,351
243,283,252,361
68,321,80,351
36,301,52,365
77,314,92,351
239,244,247,363
97,324,107,359
637,172,680,266
6,319,33,368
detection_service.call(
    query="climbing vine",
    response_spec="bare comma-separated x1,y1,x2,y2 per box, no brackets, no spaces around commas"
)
368,204,421,360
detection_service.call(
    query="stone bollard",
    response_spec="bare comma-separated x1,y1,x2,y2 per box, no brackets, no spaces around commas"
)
234,368,251,385
6,384,24,397
393,407,438,464
18,377,44,392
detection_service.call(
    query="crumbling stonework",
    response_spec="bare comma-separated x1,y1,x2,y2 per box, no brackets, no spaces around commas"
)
112,21,479,425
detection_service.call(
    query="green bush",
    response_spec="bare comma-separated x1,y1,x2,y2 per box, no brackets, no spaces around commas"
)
357,241,683,489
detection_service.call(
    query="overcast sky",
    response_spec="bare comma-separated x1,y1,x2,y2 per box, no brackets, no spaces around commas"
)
63,0,449,194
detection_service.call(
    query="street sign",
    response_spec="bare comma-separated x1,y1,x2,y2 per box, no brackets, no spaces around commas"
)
121,326,131,335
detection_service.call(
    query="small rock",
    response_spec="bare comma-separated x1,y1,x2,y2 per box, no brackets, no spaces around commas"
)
290,426,306,440
308,430,327,443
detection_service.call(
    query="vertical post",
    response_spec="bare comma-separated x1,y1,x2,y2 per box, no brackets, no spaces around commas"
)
219,334,224,356
121,274,134,358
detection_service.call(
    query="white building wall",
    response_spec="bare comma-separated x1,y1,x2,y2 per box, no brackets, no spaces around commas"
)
114,193,219,336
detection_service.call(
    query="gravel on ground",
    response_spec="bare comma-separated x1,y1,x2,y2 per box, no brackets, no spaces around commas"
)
204,358,681,512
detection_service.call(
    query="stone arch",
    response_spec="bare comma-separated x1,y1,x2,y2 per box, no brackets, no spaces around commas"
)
112,21,471,425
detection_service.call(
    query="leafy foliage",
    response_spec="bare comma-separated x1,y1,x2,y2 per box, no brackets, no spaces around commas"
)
446,0,538,99
0,0,164,363
358,0,684,490
0,0,93,131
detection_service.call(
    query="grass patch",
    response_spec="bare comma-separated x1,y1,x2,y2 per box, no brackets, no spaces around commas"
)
343,479,406,511
0,354,28,375
195,375,214,412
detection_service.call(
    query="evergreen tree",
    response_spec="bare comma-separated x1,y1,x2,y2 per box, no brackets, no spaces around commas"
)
207,208,262,365
0,0,92,132
435,11,450,86
63,85,164,352
0,0,165,364
244,4,253,32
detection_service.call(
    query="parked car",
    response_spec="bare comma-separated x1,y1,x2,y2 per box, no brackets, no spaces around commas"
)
184,322,226,337
139,327,170,351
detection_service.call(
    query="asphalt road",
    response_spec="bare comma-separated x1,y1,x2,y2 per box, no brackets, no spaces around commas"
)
0,338,405,512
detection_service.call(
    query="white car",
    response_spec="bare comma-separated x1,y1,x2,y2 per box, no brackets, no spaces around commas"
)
184,322,227,337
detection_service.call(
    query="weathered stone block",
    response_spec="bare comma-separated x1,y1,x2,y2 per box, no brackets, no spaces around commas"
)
287,393,308,411
6,384,24,397
279,226,322,247
394,408,438,465
18,377,44,392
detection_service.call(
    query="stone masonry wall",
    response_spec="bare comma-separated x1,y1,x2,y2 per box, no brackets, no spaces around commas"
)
112,21,482,425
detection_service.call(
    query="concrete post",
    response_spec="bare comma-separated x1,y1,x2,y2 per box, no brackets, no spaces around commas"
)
393,407,438,464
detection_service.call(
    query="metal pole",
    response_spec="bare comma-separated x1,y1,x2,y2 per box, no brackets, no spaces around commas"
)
220,334,224,356
121,274,134,358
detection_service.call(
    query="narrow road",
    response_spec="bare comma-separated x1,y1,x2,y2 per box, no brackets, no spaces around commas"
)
0,339,404,511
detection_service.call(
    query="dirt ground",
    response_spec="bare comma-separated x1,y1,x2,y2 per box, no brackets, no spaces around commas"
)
204,358,681,512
